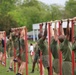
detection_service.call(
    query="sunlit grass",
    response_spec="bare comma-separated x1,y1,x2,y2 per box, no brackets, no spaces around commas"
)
0,53,48,75
0,41,49,75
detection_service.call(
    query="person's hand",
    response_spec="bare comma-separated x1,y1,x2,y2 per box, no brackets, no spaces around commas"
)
40,23,43,27
60,20,63,25
67,19,69,24
42,23,43,26
45,22,47,26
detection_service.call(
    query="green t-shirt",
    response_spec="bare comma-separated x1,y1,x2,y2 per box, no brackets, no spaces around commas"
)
60,38,72,61
50,38,59,59
38,38,48,55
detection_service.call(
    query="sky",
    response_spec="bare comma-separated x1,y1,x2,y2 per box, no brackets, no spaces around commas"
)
38,0,68,6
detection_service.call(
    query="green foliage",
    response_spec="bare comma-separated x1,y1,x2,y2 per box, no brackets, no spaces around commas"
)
0,14,18,35
50,4,64,20
8,9,27,27
65,0,76,18
9,0,54,31
0,0,16,15
0,0,76,33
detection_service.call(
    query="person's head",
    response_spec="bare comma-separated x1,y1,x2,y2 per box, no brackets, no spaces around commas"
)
58,35,65,43
30,43,32,46
38,33,42,39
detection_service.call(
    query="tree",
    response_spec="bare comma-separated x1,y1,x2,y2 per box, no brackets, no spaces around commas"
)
49,4,64,20
9,0,53,31
0,0,16,15
65,0,76,18
0,14,18,35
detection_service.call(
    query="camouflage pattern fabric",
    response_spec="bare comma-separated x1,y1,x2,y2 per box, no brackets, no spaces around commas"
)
20,38,26,62
60,38,72,75
72,41,76,62
53,59,59,74
42,55,49,68
7,39,14,57
50,38,59,59
21,52,26,62
38,38,48,55
37,38,49,68
60,38,72,61
62,61,72,75
34,43,40,62
50,38,59,74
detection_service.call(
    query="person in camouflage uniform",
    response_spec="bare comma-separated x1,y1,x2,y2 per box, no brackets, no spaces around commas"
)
72,36,76,75
59,20,72,75
50,23,59,74
16,29,26,75
31,42,40,73
31,42,44,75
13,31,22,64
7,32,15,72
37,23,50,75
72,36,76,61
7,30,21,72
0,36,5,66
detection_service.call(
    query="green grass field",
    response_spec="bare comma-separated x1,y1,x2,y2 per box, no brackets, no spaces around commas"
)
0,41,49,75
0,53,48,75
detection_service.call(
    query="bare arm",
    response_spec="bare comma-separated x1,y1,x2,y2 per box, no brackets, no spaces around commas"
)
66,20,70,40
43,22,47,40
54,22,58,41
60,20,64,35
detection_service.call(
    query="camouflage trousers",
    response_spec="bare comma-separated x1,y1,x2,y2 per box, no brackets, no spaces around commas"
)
53,59,59,74
62,61,72,75
42,55,49,68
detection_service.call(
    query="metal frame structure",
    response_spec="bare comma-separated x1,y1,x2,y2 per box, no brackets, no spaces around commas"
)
39,24,43,75
11,26,28,75
38,17,76,75
47,22,53,75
